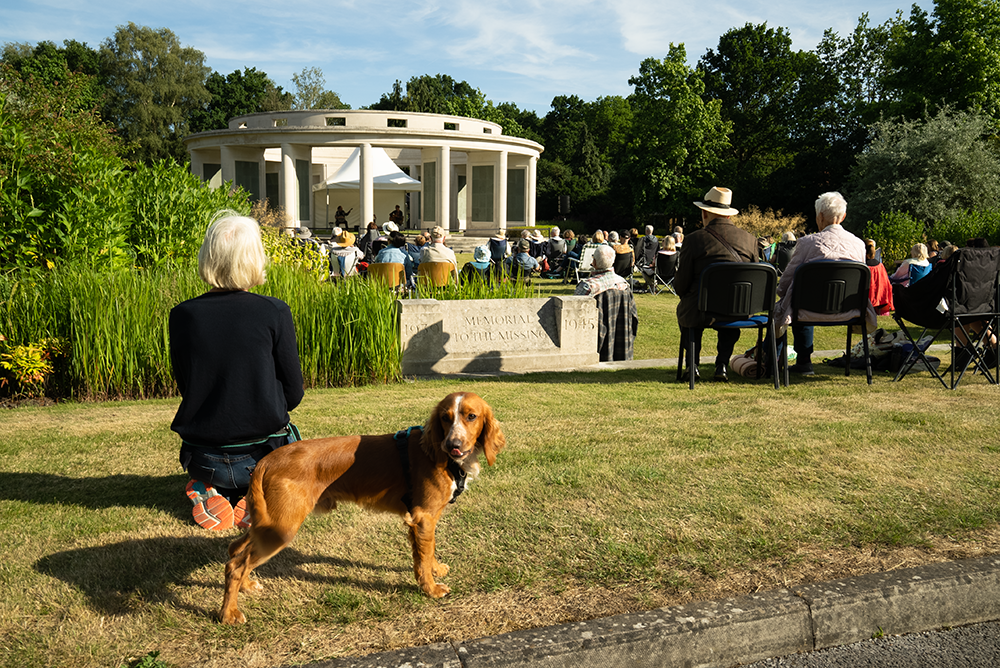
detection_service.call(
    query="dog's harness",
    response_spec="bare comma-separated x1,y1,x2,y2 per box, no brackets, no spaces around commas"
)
394,426,468,512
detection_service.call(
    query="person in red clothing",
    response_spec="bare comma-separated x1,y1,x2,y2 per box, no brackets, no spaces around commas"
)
169,211,304,530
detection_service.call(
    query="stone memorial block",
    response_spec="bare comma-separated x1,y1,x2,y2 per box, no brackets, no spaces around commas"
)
399,296,599,375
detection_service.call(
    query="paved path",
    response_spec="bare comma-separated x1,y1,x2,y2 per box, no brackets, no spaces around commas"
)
303,556,1000,668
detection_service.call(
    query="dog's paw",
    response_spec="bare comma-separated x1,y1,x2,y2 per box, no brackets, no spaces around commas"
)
432,562,450,578
242,578,264,593
426,583,450,598
219,607,247,624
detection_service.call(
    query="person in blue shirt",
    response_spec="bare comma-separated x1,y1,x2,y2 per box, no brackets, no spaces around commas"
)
374,231,415,284
504,238,539,278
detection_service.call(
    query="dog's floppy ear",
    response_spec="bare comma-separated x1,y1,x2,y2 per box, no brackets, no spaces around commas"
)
422,395,448,457
477,401,506,467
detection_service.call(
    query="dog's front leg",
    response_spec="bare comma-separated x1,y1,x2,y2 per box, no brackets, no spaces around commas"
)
406,512,450,598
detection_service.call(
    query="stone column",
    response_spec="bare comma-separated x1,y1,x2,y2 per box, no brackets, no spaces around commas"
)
438,145,450,231
497,150,508,233
220,146,236,190
280,143,298,226
360,143,374,228
528,155,538,227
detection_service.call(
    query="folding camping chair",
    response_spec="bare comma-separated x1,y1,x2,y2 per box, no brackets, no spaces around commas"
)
652,252,678,295
892,247,1000,389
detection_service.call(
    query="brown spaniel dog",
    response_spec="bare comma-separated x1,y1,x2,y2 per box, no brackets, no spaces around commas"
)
219,392,505,624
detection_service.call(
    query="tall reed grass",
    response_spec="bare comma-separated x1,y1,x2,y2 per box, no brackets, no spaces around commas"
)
0,257,547,399
0,264,409,399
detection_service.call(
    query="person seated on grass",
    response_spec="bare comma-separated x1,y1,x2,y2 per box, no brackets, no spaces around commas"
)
545,226,567,264
329,229,364,276
461,245,494,285
504,238,540,279
374,231,415,286
574,245,630,297
673,186,756,382
634,225,659,288
170,211,304,531
893,243,998,372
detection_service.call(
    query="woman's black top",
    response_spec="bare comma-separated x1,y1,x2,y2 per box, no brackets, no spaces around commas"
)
169,290,304,446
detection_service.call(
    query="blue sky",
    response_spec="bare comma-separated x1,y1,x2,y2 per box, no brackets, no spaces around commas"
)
1,0,925,114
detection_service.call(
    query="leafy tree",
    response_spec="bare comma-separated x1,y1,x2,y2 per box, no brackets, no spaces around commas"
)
847,107,1000,231
0,62,130,269
368,74,531,139
698,23,813,209
100,22,211,164
291,66,348,110
190,67,289,133
624,45,731,219
882,0,1000,120
2,40,103,110
534,94,633,223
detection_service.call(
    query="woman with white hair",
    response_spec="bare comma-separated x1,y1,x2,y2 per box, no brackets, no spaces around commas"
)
170,211,304,530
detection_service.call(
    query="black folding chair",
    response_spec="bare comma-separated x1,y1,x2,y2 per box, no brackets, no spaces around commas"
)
653,253,678,295
676,262,779,389
612,251,635,290
786,261,873,385
892,247,1000,389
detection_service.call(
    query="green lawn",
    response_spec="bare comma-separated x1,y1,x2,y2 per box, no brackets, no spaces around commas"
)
0,273,993,668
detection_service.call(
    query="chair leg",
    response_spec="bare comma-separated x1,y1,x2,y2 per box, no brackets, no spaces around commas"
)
844,326,852,377
676,331,685,383
862,322,872,385
689,335,697,390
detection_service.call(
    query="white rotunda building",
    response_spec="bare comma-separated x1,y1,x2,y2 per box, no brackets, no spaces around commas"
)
183,109,544,235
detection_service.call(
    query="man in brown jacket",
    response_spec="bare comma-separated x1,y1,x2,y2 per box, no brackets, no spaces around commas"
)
673,187,758,382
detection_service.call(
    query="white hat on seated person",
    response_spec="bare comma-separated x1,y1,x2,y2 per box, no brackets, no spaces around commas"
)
694,186,739,217
382,222,398,234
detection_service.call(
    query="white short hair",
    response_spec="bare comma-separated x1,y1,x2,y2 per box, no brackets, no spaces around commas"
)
198,211,267,290
815,192,847,221
550,226,560,237
608,231,620,243
645,225,654,235
593,245,616,270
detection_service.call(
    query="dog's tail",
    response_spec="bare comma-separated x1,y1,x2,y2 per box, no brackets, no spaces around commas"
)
246,456,271,528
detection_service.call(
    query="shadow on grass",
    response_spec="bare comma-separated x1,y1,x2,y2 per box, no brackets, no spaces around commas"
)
0,472,193,519
34,536,412,618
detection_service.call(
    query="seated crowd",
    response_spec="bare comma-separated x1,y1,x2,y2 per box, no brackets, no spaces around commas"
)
299,195,997,382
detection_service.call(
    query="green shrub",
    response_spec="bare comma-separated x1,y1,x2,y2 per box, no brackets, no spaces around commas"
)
931,210,1000,247
866,211,926,264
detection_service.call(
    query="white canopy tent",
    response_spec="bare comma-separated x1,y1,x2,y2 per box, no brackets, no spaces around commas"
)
312,146,422,192
312,146,421,229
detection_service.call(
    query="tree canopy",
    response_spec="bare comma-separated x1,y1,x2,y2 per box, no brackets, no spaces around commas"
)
4,0,1000,231
100,23,211,164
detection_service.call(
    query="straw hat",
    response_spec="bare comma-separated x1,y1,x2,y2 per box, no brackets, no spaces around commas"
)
693,186,739,217
334,230,356,247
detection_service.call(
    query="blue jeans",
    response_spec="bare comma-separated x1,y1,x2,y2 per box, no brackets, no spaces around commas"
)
792,324,814,360
180,427,299,504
